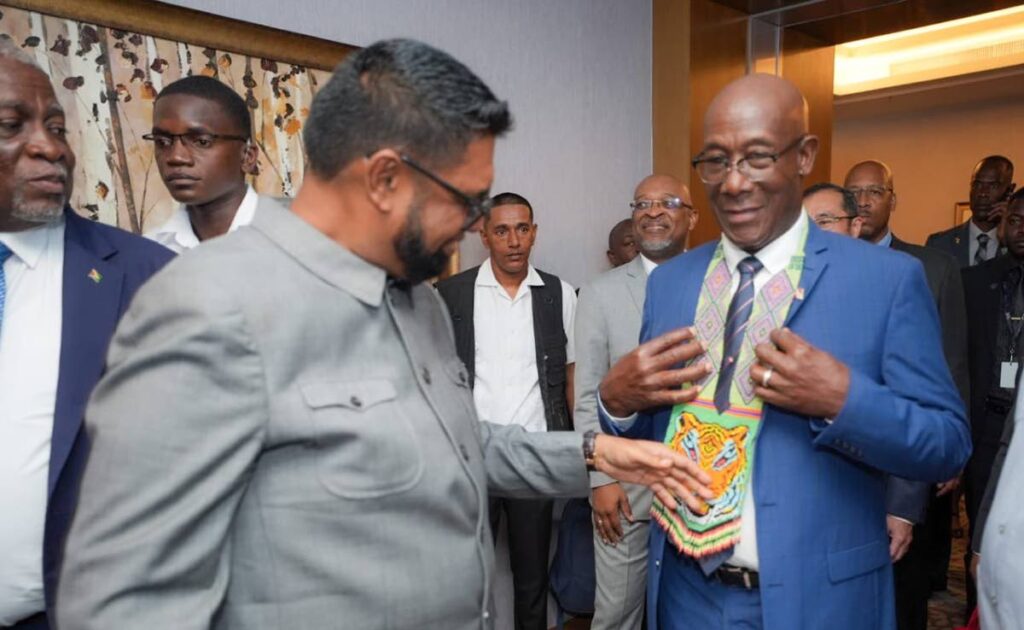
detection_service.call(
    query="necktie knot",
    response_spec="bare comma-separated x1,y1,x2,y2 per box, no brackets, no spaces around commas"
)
738,256,763,278
976,233,992,265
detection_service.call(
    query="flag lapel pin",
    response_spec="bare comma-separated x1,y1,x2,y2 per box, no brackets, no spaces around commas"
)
88,268,103,284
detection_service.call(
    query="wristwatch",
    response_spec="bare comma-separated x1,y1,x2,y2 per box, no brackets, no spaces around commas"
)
583,430,598,471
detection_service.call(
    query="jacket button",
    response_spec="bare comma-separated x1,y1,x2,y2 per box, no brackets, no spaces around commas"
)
422,367,432,385
350,396,362,408
460,444,471,461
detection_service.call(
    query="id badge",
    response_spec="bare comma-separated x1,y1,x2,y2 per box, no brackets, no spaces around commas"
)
1000,361,1019,389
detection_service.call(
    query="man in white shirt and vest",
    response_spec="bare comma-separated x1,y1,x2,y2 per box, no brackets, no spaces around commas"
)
575,174,697,630
143,76,259,253
436,192,576,630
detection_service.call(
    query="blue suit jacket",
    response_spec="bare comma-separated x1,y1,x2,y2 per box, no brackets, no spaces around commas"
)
42,210,172,618
601,222,971,630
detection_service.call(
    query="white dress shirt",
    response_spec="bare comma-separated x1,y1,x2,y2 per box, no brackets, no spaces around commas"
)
640,253,659,276
969,220,999,265
0,219,65,624
144,185,258,254
472,259,576,433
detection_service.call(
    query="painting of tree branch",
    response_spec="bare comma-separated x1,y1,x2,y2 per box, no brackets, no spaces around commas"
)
0,3,334,233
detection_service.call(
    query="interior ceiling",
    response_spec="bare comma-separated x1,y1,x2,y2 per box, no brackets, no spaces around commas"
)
709,0,1024,44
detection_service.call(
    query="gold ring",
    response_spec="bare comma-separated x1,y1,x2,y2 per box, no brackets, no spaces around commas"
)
762,367,773,388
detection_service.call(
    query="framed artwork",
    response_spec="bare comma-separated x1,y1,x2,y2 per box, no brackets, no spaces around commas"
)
955,201,972,225
0,0,355,233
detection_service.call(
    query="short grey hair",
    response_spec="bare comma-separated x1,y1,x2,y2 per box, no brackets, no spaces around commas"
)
0,35,43,69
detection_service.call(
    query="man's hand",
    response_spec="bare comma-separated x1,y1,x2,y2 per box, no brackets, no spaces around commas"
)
598,327,710,417
970,553,980,580
592,434,712,514
749,328,850,419
592,483,632,545
887,515,914,562
936,475,961,497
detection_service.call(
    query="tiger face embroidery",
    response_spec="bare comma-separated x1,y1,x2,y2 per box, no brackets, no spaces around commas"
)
670,412,750,521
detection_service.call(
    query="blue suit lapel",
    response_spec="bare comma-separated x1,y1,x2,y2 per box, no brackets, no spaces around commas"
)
50,212,124,495
783,221,829,327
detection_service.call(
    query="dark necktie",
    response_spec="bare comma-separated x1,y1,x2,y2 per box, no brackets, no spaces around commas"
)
714,256,763,414
976,233,991,265
0,242,11,337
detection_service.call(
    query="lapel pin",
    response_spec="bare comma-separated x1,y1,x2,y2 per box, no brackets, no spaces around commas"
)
795,287,805,300
954,236,961,245
88,268,103,284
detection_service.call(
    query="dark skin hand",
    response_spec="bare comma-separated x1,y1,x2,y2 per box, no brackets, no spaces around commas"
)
599,327,712,418
748,328,850,419
592,482,632,545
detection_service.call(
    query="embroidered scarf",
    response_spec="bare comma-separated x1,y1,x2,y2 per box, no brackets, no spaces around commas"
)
652,227,807,558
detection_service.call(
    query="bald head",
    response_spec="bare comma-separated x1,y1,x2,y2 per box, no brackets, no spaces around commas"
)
697,74,817,253
607,218,637,267
844,160,896,243
970,155,1015,230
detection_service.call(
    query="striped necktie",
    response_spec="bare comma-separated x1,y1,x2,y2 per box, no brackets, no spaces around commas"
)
0,241,11,338
975,233,991,265
714,256,763,413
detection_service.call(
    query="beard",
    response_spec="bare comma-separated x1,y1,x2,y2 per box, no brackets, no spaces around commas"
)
394,199,452,285
10,171,70,224
638,236,673,254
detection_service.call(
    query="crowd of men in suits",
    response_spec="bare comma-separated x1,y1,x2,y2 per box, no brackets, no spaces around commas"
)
0,30,1019,630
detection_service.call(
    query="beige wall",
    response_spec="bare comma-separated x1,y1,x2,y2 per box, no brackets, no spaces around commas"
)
831,81,1024,245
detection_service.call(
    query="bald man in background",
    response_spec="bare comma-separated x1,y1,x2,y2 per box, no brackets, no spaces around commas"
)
576,175,696,630
599,75,969,630
843,160,967,630
606,218,637,268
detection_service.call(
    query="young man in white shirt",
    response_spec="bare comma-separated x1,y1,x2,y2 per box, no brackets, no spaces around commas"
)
143,76,259,253
436,192,576,630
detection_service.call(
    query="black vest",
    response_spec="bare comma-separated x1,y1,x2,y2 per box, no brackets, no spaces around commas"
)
436,266,572,432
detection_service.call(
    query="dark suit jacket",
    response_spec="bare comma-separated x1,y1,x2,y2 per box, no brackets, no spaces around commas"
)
962,254,1019,446
926,221,972,268
886,237,969,522
42,209,172,620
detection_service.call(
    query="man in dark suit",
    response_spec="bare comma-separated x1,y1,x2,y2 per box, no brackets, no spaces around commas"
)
845,160,968,630
962,188,1024,617
0,43,172,629
926,156,1014,268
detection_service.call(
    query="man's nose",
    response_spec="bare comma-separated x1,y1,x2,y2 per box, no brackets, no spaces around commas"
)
25,123,69,163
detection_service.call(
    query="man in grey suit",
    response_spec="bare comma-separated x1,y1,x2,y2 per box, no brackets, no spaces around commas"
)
56,39,711,630
575,174,697,630
926,156,1014,268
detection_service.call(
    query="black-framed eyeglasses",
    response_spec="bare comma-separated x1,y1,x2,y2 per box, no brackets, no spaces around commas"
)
847,186,892,201
142,131,250,151
691,134,807,185
629,196,693,214
812,213,855,227
400,153,493,228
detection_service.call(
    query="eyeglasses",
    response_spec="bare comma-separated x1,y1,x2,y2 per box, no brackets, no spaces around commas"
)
812,214,855,227
971,179,1007,191
691,135,807,185
847,186,892,201
142,132,249,151
629,196,693,214
400,154,493,229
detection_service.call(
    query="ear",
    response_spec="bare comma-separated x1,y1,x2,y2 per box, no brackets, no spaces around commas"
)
890,191,897,213
796,135,819,177
364,149,405,214
240,142,259,176
607,250,617,266
688,208,699,231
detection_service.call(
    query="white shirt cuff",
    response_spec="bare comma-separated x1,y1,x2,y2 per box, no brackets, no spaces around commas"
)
597,393,638,431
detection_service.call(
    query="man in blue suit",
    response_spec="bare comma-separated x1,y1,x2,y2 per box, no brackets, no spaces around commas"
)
0,44,172,629
597,74,971,629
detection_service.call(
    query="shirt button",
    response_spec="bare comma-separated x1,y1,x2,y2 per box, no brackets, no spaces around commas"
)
460,444,471,461
655,560,661,568
422,367,432,385
999,524,1007,534
350,396,363,408
483,610,491,620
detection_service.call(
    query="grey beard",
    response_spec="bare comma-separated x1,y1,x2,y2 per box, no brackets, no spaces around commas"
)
639,237,673,255
10,187,67,224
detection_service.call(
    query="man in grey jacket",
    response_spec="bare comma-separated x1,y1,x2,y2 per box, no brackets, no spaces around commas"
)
575,174,697,630
55,39,710,630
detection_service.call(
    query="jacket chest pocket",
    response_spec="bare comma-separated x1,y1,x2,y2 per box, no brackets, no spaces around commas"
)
301,378,424,499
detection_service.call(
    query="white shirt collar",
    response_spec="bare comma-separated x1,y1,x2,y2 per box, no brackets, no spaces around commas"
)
720,210,807,276
146,185,258,252
969,219,998,240
0,217,65,270
639,254,659,276
476,257,544,287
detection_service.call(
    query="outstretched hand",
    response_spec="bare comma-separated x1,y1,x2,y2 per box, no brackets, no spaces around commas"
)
599,327,710,417
592,434,713,514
